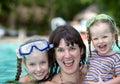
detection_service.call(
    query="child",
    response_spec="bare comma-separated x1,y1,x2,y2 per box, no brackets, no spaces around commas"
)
83,14,120,84
15,36,54,83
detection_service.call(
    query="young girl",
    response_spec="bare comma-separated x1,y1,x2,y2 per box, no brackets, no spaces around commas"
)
83,14,120,84
15,36,54,84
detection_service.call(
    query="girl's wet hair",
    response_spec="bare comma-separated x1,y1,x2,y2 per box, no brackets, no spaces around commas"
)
15,36,55,82
86,14,120,57
15,57,22,81
48,25,86,73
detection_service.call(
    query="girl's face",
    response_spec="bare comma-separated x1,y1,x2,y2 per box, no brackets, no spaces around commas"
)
24,48,48,80
55,39,82,74
90,22,115,56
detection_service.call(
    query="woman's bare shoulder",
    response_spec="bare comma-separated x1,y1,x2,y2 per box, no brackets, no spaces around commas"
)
45,74,60,84
53,74,60,81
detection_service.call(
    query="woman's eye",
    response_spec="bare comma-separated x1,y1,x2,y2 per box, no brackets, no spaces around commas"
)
69,46,76,51
57,48,64,52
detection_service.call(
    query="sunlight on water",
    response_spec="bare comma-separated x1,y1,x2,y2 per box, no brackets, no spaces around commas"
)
0,42,26,83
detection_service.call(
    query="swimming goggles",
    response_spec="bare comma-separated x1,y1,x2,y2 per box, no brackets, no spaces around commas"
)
16,39,53,58
86,14,116,29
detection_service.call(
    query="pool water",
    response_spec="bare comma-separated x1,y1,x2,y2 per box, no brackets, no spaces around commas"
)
0,41,120,83
0,42,26,83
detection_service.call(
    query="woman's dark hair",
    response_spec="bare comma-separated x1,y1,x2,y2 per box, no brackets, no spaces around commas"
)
48,25,86,74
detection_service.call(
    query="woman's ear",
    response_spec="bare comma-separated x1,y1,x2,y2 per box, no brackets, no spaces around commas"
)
80,48,84,56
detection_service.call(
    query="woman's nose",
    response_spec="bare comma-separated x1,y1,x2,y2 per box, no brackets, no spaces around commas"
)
64,50,71,58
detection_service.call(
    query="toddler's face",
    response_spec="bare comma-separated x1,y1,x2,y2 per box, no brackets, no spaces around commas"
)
25,48,49,80
90,22,115,55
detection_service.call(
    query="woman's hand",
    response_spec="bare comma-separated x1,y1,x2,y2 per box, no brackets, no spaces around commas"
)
44,81,56,84
95,75,105,84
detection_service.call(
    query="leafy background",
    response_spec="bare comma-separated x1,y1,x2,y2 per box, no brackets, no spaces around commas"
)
0,0,120,35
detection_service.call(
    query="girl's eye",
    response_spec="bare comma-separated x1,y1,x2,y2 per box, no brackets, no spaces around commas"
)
29,63,35,66
92,38,98,41
103,36,107,38
41,61,46,64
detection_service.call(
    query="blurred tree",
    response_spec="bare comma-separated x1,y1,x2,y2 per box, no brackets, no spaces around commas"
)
82,0,120,30
0,0,120,35
97,0,120,30
0,0,16,26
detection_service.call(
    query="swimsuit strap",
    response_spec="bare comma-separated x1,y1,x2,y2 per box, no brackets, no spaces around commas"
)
27,74,32,81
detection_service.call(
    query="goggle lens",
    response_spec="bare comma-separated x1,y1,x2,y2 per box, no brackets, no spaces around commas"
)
18,39,52,56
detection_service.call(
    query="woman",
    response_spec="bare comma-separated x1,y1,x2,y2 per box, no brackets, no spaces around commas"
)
46,25,87,84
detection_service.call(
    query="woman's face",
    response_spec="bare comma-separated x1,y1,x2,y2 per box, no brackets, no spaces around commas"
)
55,38,82,74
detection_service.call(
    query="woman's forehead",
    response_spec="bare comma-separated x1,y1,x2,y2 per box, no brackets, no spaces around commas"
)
58,39,77,47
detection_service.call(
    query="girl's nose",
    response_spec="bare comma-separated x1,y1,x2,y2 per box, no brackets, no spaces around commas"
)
36,65,41,71
98,38,103,43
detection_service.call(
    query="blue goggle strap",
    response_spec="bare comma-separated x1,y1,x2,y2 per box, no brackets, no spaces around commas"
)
17,43,53,58
16,49,22,59
19,44,53,56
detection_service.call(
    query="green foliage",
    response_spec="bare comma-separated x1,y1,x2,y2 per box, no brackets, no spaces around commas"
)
0,0,120,35
50,0,89,21
0,0,16,15
16,0,47,7
93,0,120,30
